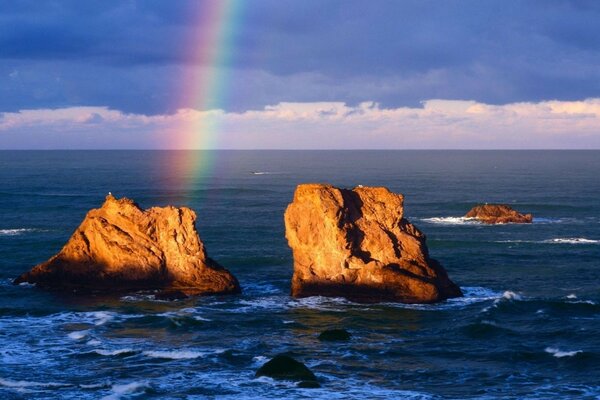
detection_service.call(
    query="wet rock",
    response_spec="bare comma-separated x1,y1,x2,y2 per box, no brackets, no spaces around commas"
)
318,329,351,341
14,194,240,295
465,204,533,224
256,354,319,387
154,289,189,301
284,184,462,303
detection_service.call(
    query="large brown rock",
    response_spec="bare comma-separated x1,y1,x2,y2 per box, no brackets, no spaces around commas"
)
14,195,240,295
284,184,462,303
465,204,533,224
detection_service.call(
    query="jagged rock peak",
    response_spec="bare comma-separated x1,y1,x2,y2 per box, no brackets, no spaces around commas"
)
14,195,240,295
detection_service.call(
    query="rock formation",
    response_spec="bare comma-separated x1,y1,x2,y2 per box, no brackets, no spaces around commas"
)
14,194,240,295
284,184,462,303
318,329,351,342
256,354,319,388
465,204,533,224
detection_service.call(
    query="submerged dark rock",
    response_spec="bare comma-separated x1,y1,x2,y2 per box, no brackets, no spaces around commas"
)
256,354,319,387
465,204,533,224
154,290,189,301
318,329,351,341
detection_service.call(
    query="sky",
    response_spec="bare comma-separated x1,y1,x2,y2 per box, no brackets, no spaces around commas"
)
1,0,600,149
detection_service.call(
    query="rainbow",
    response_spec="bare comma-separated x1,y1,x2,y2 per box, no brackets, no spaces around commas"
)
168,0,244,194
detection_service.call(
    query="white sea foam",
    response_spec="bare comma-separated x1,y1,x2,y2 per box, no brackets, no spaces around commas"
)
119,293,156,302
496,238,599,245
93,348,136,356
101,381,149,400
142,350,207,360
566,294,578,299
545,347,583,358
0,228,39,236
0,378,72,394
420,217,479,225
252,355,268,364
543,238,600,244
501,291,522,301
68,330,90,340
90,311,115,326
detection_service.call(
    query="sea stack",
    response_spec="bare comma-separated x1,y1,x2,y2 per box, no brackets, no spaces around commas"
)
284,184,462,303
465,204,533,224
14,195,240,295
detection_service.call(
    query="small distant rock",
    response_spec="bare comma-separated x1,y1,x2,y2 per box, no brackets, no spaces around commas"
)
318,329,351,342
256,354,319,388
465,204,533,224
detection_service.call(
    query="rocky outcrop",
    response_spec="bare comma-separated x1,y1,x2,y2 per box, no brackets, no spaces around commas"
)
256,354,319,388
318,329,351,342
465,204,533,224
284,184,462,303
14,195,240,295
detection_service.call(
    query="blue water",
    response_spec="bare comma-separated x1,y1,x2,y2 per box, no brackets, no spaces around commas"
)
1,150,599,399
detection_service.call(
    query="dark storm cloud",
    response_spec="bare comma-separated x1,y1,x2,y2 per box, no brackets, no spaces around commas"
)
1,0,600,114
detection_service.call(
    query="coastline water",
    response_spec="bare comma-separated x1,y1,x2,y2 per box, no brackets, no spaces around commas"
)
1,150,599,399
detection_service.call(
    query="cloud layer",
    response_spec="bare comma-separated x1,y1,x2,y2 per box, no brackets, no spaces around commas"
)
2,99,599,149
2,1,600,115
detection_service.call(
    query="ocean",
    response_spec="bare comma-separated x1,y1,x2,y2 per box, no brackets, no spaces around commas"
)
1,150,599,399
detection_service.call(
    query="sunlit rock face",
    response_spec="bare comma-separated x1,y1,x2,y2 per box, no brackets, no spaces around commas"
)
14,195,240,295
284,184,462,303
465,204,533,224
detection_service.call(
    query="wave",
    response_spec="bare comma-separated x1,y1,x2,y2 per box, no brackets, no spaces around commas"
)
142,350,209,360
68,330,90,340
420,217,479,225
496,237,599,245
250,171,282,175
101,381,150,400
545,347,584,358
421,216,579,226
544,238,599,244
93,348,137,357
0,228,41,236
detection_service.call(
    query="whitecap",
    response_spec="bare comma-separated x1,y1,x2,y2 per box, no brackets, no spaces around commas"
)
566,294,577,299
93,348,136,356
420,216,479,225
68,330,90,340
89,311,115,326
101,381,150,400
501,291,522,301
545,347,583,358
543,238,600,245
86,339,101,346
142,350,207,360
0,228,39,236
252,355,268,364
0,378,72,393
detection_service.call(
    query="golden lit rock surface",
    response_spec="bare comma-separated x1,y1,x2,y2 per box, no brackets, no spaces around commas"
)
284,184,462,303
14,195,240,295
465,204,533,224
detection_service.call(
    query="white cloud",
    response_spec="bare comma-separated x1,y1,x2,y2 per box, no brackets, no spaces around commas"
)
1,99,600,149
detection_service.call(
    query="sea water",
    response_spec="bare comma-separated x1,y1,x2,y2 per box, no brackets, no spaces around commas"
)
0,150,599,399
